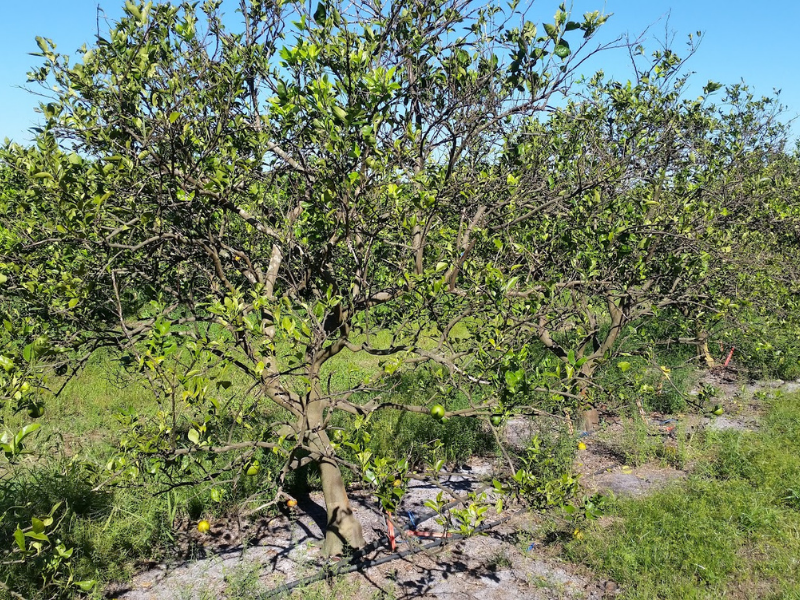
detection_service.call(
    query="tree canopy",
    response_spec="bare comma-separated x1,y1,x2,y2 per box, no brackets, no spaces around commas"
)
1,0,798,566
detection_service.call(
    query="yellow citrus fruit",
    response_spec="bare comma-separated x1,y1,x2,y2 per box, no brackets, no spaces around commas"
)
286,499,298,508
393,479,402,488
197,519,210,533
246,461,260,476
573,528,584,539
712,405,724,416
577,442,587,451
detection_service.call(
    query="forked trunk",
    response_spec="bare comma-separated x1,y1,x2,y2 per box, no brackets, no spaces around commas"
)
577,361,600,432
306,395,366,557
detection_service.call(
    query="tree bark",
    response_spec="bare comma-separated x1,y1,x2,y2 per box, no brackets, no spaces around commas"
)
305,392,366,557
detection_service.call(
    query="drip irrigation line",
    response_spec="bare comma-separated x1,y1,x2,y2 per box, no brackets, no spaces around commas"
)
328,495,468,560
257,509,521,599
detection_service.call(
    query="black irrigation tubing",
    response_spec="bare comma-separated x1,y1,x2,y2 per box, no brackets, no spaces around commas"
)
257,509,521,599
324,495,471,560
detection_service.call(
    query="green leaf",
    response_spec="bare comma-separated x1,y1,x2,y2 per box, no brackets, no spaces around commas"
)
13,527,25,551
332,105,348,123
281,316,294,334
543,23,558,38
617,361,631,373
168,111,180,123
124,0,142,20
313,2,327,22
188,428,200,444
31,517,45,534
276,80,288,99
75,581,97,592
565,21,581,31
22,344,34,362
0,274,7,284
18,423,41,441
154,320,170,336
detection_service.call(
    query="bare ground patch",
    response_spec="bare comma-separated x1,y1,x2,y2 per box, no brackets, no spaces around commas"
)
108,375,800,599
110,464,615,600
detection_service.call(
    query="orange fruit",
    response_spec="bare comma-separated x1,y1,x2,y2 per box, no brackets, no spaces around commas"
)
287,499,298,508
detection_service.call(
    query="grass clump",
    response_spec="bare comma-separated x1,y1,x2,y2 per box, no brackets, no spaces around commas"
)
0,460,174,598
566,391,800,599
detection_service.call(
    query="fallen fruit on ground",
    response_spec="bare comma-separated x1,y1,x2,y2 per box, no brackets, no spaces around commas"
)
197,520,210,533
712,405,724,416
578,442,587,451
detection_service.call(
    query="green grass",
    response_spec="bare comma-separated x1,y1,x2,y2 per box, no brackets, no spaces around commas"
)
0,459,175,597
7,324,795,598
0,338,502,597
566,391,800,599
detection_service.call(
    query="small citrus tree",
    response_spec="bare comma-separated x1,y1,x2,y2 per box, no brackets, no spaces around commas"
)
3,0,797,562
2,0,613,555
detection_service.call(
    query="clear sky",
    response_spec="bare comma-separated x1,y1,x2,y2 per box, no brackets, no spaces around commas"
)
2,0,799,143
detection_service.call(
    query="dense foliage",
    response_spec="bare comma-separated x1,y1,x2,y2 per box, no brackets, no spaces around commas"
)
0,0,798,595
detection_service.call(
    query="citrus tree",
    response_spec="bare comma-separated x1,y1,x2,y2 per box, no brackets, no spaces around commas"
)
465,48,800,404
3,0,797,563
1,0,614,556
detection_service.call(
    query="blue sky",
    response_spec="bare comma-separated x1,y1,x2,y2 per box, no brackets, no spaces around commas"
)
1,0,799,143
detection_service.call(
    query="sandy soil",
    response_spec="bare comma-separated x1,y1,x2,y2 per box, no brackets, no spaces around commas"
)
107,373,800,600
